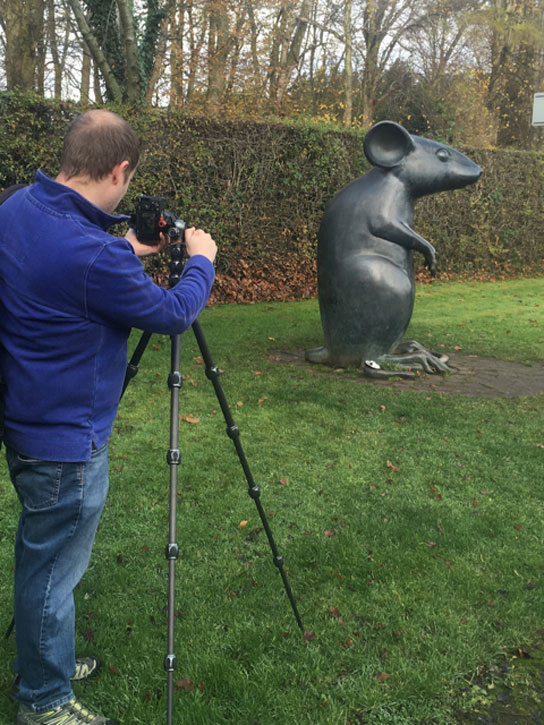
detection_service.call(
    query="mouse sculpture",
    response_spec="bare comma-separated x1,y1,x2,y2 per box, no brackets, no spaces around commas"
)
306,120,482,378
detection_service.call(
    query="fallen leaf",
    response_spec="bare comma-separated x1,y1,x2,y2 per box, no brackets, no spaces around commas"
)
279,478,289,485
324,529,335,537
182,414,200,424
303,630,316,641
238,520,248,529
386,460,399,472
175,677,194,692
376,671,390,682
245,527,262,541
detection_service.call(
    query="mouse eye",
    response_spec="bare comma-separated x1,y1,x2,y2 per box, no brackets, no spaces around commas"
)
436,148,451,162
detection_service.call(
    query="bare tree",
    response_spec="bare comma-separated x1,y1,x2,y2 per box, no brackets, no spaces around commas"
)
116,0,142,103
267,0,315,112
1,0,44,91
66,0,123,102
343,0,353,125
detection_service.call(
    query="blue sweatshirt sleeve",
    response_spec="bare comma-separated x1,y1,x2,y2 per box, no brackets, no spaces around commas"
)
84,238,215,333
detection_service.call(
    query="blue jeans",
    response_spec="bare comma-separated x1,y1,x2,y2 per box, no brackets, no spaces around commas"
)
6,444,109,713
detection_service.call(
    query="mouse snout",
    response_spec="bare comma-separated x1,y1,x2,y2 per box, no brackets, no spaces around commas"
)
454,158,482,189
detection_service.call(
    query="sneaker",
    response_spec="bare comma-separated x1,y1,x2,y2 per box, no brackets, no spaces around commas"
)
12,657,101,701
16,698,118,724
71,656,101,682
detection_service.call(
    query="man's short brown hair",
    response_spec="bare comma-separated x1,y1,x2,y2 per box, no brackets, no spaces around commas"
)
59,109,140,182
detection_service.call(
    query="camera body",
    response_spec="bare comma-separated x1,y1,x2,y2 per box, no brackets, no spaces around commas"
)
132,194,187,245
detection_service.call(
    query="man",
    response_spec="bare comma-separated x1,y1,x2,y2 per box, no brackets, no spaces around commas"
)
0,109,217,724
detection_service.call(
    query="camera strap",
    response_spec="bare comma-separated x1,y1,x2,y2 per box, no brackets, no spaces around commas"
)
0,183,26,452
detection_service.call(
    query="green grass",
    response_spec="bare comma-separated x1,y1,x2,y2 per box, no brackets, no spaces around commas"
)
1,277,543,724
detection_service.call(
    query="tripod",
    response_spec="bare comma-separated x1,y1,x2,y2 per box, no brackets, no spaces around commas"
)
123,237,304,724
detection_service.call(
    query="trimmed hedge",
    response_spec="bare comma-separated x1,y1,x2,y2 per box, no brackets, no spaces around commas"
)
0,92,542,304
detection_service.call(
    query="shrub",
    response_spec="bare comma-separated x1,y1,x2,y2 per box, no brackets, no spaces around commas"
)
0,92,542,303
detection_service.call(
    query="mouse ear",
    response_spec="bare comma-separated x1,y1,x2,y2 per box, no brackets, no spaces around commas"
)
363,121,414,168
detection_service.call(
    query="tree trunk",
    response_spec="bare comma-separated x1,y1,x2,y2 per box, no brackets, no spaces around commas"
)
343,0,353,126
207,0,231,112
247,1,261,91
81,41,92,102
169,2,184,106
116,0,142,103
145,5,171,105
226,5,247,95
3,0,44,91
47,0,63,98
273,0,314,113
34,0,45,94
184,1,207,102
66,0,123,103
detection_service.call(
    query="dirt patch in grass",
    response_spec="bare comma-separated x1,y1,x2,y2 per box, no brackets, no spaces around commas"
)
269,350,544,399
455,635,544,723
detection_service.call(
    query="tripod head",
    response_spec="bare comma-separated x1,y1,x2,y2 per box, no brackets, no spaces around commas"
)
131,194,188,288
132,194,187,246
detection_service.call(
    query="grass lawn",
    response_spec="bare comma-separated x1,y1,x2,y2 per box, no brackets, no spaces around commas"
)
0,277,543,724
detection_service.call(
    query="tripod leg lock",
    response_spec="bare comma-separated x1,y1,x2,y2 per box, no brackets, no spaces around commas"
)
273,554,284,569
205,364,220,381
248,484,261,500
226,424,240,440
125,362,139,381
166,543,179,560
164,654,177,672
167,449,181,465
168,371,183,389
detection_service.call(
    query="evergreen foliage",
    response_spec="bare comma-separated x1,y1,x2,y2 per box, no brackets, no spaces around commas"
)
0,92,541,304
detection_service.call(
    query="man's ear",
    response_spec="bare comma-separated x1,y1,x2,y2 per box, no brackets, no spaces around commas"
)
111,160,130,185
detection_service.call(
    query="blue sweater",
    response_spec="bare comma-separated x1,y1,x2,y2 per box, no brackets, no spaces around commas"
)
0,171,215,461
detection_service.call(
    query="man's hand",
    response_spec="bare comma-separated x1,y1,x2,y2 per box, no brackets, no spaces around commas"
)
125,227,168,257
185,227,217,263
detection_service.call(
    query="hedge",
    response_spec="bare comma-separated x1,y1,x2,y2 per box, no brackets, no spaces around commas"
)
0,92,542,304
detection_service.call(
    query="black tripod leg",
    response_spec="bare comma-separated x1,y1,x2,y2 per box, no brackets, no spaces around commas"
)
5,617,14,639
122,331,153,396
191,319,304,632
165,334,182,725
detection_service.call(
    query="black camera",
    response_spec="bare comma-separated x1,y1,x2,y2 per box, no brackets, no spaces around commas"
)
132,195,187,245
